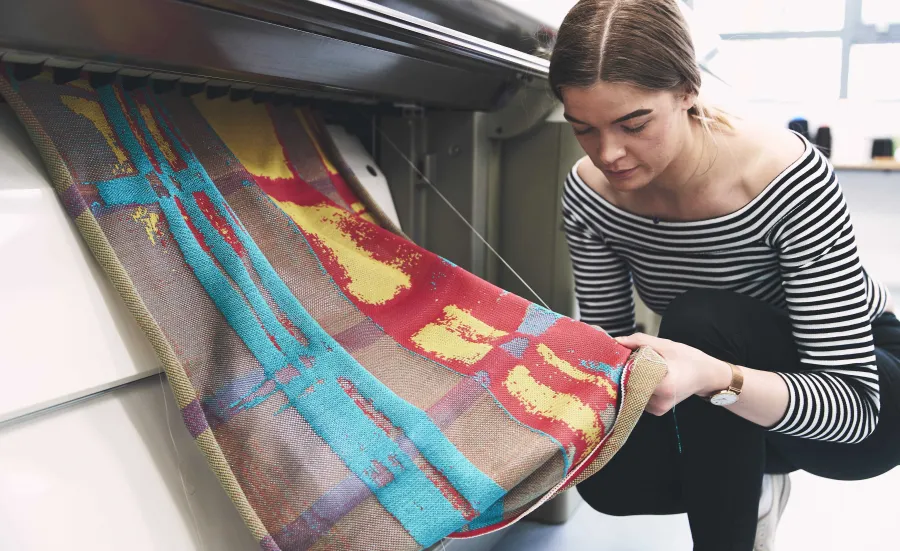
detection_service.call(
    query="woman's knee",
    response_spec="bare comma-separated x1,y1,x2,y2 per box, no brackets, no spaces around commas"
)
658,289,793,360
657,288,737,345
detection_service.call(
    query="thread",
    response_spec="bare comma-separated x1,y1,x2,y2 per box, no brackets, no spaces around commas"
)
373,114,671,455
159,372,206,550
373,122,552,311
672,379,683,454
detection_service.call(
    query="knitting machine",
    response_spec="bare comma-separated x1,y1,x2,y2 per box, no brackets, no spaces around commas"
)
0,2,722,549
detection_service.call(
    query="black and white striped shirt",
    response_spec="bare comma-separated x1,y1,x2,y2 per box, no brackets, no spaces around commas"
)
562,135,889,443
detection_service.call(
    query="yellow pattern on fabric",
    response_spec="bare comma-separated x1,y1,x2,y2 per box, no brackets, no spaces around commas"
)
67,79,94,91
138,103,179,167
32,70,52,83
411,305,508,364
194,97,294,179
61,95,131,174
132,206,161,245
537,344,616,399
273,200,412,304
504,365,603,449
351,202,376,223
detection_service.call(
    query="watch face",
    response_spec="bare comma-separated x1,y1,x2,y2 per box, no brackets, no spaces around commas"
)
710,392,738,406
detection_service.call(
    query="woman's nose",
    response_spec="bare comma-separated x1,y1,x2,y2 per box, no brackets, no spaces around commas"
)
598,136,626,166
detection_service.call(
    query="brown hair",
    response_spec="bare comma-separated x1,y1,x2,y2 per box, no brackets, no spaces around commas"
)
548,0,731,131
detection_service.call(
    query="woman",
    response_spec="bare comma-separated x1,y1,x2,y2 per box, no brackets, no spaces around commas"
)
550,1,900,550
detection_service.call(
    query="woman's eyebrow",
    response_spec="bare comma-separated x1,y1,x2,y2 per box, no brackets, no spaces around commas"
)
612,109,653,124
563,109,654,126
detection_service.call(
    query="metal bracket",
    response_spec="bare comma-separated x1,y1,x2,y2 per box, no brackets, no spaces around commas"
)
486,79,559,140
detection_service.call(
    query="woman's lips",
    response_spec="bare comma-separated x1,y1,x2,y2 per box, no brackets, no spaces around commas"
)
606,166,638,179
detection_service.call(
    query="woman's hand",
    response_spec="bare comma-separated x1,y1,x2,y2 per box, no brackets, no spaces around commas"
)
615,333,731,416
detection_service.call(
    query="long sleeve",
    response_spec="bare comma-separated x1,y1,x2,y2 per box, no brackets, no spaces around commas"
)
562,174,636,337
767,150,886,443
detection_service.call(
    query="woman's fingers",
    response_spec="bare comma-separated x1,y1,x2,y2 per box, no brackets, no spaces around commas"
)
645,395,670,416
617,333,681,416
615,332,659,350
645,377,686,416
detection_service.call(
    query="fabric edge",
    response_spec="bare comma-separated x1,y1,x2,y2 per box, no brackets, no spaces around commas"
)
445,345,667,540
562,345,667,488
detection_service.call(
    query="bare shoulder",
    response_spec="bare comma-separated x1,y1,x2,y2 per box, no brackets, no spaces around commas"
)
574,155,611,197
736,121,807,191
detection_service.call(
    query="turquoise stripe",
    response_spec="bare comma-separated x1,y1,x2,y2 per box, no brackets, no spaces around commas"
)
158,190,463,546
166,190,467,545
96,88,285,373
176,173,506,512
467,497,504,530
218,188,505,512
350,372,505,512
157,196,290,373
117,91,310,368
110,91,505,546
286,375,467,543
142,95,506,511
95,87,155,174
95,174,157,206
177,186,309,367
92,86,157,206
172,166,505,528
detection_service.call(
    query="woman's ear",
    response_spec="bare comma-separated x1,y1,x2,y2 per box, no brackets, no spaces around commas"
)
680,90,697,112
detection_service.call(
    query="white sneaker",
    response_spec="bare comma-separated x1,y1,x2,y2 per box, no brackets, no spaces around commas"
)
754,474,791,550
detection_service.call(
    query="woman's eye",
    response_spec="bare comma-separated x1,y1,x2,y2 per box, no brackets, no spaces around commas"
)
623,122,648,134
574,127,595,136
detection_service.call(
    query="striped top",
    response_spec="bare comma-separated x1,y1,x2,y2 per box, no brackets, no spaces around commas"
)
562,135,889,443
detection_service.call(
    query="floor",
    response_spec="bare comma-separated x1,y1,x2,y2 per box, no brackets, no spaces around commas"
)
469,466,900,550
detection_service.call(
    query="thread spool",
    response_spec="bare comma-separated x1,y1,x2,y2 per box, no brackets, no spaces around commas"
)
788,118,811,141
815,126,832,159
872,138,895,161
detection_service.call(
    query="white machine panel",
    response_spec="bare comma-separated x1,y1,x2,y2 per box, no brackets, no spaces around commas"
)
0,105,160,424
0,377,259,551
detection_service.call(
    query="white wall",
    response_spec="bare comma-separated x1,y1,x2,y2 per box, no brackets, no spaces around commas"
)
492,0,574,26
837,169,900,299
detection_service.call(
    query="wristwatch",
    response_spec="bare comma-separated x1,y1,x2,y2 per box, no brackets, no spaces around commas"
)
708,362,744,406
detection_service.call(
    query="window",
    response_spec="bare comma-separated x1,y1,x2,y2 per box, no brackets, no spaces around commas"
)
707,39,843,100
849,44,900,99
693,0,845,34
697,0,900,100
861,0,900,26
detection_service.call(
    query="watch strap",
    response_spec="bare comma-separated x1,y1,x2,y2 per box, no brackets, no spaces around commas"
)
725,362,744,396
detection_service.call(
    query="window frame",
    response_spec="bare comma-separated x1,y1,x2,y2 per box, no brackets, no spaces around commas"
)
695,0,900,98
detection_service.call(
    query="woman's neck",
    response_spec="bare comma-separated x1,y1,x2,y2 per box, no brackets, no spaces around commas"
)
651,120,716,197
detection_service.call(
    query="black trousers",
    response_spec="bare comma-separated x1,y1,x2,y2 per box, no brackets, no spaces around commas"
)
577,289,900,551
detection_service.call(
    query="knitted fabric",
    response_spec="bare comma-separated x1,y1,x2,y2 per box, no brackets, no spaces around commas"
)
0,66,665,551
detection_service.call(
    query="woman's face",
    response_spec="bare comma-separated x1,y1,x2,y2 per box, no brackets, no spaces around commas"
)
561,81,695,192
